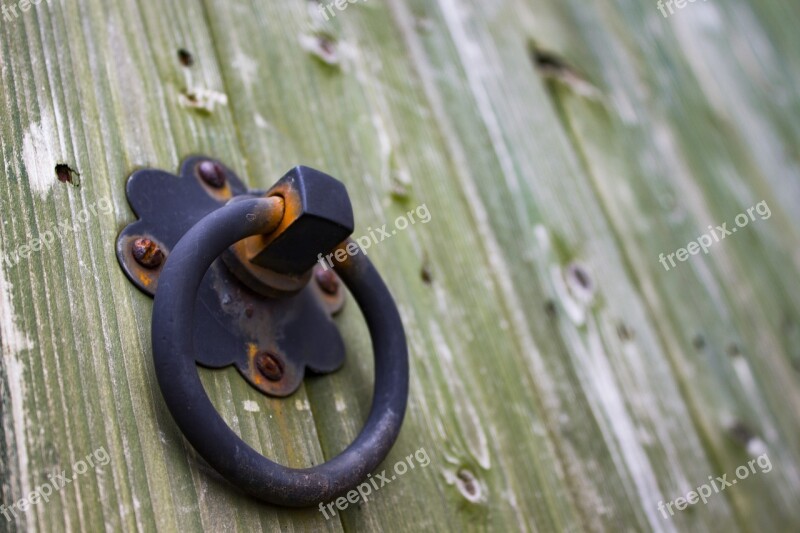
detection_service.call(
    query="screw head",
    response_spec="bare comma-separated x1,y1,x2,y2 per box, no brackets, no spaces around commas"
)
256,352,283,381
131,237,164,269
197,160,226,188
314,268,340,295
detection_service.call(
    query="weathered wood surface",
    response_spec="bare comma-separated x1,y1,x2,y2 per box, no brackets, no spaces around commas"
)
1,0,798,531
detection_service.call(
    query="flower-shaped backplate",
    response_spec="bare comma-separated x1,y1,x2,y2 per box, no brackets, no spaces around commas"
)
116,156,346,397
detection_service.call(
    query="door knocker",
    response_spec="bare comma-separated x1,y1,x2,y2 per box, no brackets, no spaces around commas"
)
116,157,409,506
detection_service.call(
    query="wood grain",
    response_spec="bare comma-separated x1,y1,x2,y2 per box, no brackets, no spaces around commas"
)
1,0,798,531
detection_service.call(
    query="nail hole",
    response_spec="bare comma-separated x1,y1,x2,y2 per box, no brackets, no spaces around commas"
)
317,37,336,56
455,468,482,503
545,300,557,317
692,335,705,350
390,172,412,201
565,262,595,302
530,46,570,73
528,41,601,98
527,42,582,80
728,421,756,447
420,263,432,285
300,33,340,66
568,263,591,290
617,323,634,341
178,48,194,67
55,164,80,186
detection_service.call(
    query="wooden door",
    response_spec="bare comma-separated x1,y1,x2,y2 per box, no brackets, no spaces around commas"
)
1,0,799,531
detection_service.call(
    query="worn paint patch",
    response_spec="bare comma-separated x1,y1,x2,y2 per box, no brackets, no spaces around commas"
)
230,51,259,89
0,264,34,500
21,113,62,196
294,398,310,411
334,395,346,412
429,320,491,470
254,114,271,130
178,87,228,113
242,400,260,412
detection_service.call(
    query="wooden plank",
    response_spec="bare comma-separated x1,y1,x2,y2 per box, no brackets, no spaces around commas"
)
199,1,589,530
508,0,800,529
0,0,336,531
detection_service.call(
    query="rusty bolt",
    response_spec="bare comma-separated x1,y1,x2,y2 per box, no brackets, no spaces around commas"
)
197,160,226,188
314,268,340,295
132,237,164,269
256,352,283,381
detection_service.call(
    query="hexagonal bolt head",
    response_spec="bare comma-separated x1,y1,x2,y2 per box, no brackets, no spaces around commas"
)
249,166,354,276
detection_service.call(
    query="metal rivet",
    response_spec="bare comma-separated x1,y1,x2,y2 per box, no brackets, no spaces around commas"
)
314,268,340,295
198,160,226,188
256,352,283,381
131,237,164,269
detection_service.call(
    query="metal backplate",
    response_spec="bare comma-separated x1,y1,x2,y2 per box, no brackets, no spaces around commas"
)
116,156,346,397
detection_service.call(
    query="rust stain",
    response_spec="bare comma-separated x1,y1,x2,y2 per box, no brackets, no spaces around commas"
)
137,271,153,287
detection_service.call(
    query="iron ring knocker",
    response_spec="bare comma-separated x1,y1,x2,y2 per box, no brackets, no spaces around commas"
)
150,195,410,506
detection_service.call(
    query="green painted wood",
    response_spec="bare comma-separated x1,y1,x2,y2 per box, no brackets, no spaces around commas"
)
1,0,798,531
0,1,334,531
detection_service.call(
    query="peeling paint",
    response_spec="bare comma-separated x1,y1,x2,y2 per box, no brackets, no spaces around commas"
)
334,395,346,412
294,398,310,411
0,264,34,500
178,87,228,113
231,51,259,89
429,321,491,470
22,113,62,196
243,400,260,412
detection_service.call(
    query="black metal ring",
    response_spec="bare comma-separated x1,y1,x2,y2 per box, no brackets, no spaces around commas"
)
151,197,409,506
